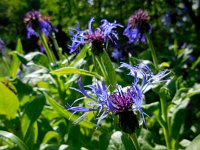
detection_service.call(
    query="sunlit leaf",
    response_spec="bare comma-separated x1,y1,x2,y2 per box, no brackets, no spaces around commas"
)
25,122,38,146
99,131,134,150
186,134,200,150
0,82,19,119
69,45,89,67
42,131,60,144
93,50,116,91
9,39,23,78
51,67,102,79
45,93,95,129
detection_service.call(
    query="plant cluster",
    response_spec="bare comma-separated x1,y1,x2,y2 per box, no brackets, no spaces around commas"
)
0,2,200,150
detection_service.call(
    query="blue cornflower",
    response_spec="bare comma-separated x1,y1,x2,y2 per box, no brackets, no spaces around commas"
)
68,62,170,132
124,9,152,44
112,48,123,60
24,11,57,38
68,17,123,54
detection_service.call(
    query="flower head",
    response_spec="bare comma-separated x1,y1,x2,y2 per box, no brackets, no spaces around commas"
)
124,9,151,44
112,48,123,60
24,10,57,38
68,17,123,54
68,62,170,132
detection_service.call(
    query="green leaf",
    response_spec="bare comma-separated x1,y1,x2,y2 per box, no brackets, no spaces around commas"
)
40,144,59,150
45,93,95,129
9,39,23,78
28,52,49,68
99,131,134,150
154,144,167,150
179,139,191,149
15,52,49,68
42,131,60,144
15,52,29,65
159,62,170,68
93,50,116,90
101,50,116,87
142,102,159,115
0,82,19,119
187,84,200,98
51,67,102,79
24,122,38,146
11,78,34,106
138,129,155,150
170,83,200,141
171,100,189,140
186,134,200,150
171,88,188,104
69,45,89,67
21,95,45,138
0,130,29,150
191,56,200,70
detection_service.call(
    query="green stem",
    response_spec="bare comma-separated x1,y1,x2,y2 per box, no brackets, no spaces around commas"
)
160,96,171,149
54,75,65,103
51,32,63,60
191,56,200,70
130,133,141,150
146,33,159,69
93,55,107,79
40,34,56,64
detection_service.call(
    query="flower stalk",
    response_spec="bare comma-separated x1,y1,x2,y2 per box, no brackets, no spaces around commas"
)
160,95,172,149
40,33,56,65
146,33,159,69
130,133,141,150
50,32,63,60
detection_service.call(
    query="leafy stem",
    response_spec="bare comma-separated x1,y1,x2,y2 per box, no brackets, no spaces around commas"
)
40,33,56,65
160,95,172,149
130,133,141,150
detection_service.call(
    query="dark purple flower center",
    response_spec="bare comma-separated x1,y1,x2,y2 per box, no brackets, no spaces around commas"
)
128,9,150,32
110,92,133,112
84,30,104,42
84,30,104,54
24,11,43,26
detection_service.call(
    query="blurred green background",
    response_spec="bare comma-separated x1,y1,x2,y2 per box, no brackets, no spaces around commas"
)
0,0,200,150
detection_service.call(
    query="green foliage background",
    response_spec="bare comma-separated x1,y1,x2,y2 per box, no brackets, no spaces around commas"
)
0,0,200,150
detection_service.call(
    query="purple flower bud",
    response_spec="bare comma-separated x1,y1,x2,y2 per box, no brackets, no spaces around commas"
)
124,9,151,44
24,10,57,38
